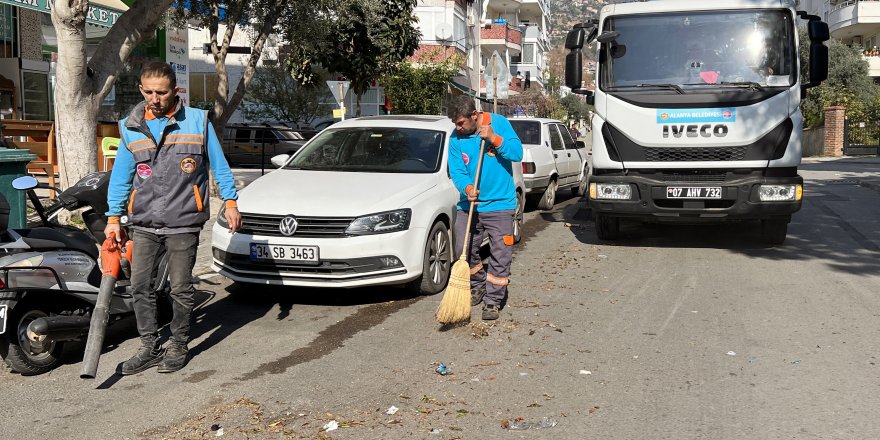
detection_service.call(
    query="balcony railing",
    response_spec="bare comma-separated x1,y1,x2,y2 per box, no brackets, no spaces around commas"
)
480,23,523,48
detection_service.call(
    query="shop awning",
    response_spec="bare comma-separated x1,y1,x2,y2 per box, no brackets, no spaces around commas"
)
0,0,127,28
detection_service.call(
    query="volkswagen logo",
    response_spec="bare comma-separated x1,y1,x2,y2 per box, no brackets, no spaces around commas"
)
279,216,298,236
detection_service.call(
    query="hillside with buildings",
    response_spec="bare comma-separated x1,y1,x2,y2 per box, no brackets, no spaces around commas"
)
549,0,605,46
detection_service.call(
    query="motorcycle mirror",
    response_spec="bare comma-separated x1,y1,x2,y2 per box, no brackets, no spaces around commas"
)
12,175,39,190
270,154,291,169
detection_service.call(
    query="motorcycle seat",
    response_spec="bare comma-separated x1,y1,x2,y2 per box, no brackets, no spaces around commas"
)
11,227,99,260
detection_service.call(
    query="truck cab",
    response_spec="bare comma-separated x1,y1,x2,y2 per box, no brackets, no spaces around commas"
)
564,0,829,244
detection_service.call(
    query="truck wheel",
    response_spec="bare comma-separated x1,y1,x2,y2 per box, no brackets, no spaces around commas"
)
595,214,620,241
513,191,525,244
571,165,589,197
760,218,789,245
406,221,452,295
537,179,557,211
0,307,64,376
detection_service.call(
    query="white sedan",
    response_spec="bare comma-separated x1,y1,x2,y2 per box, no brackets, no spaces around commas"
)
212,115,524,294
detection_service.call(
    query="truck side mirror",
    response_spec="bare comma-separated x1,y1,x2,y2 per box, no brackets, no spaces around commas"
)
798,14,830,97
565,50,583,90
809,42,829,84
808,20,830,41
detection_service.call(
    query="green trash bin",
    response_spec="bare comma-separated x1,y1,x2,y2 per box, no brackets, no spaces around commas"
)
0,147,39,229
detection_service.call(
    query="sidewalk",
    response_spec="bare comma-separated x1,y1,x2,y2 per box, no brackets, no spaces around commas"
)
801,155,880,193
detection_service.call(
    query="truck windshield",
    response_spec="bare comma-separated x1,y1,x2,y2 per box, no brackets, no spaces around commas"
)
601,10,795,90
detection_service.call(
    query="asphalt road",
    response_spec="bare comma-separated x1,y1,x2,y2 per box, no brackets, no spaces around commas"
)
1,159,878,439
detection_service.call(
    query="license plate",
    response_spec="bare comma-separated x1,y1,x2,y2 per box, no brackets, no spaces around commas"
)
666,186,722,199
0,304,7,334
250,243,319,263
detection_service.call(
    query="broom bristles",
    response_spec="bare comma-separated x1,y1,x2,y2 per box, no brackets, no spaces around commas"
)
436,259,473,324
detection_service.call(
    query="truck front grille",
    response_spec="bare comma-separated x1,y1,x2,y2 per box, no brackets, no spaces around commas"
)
644,147,747,162
661,171,727,182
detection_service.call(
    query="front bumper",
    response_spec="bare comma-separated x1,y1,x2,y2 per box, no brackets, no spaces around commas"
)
588,170,802,222
211,223,425,288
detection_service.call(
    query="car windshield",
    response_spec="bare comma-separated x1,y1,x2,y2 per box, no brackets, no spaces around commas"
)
509,120,541,145
284,127,445,173
602,10,795,90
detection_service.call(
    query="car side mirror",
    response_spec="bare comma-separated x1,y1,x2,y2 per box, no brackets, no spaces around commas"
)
270,154,290,168
576,140,586,149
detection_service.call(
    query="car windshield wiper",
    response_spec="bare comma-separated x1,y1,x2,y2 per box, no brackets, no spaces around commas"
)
717,81,765,91
610,83,685,94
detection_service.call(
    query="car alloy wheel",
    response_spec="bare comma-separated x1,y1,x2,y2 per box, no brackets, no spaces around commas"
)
428,226,451,285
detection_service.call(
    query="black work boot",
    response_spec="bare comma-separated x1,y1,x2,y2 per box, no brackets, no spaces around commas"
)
482,304,500,321
120,337,164,375
471,286,487,306
157,341,190,373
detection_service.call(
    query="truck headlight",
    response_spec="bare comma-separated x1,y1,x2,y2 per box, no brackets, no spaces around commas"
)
759,184,801,202
590,183,632,200
346,209,411,235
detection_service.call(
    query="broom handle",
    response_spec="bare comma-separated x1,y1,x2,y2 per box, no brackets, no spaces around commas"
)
459,137,488,260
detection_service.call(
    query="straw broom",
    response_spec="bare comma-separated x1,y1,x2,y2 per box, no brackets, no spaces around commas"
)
436,137,488,324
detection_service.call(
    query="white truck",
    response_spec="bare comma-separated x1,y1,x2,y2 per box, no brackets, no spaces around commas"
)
564,0,829,244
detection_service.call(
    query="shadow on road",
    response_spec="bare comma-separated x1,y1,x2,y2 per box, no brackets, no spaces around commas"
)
559,181,880,277
186,281,426,360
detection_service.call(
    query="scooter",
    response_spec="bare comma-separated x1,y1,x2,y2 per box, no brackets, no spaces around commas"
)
0,172,169,375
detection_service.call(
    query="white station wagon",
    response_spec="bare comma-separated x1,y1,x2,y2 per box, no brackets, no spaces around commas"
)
212,115,524,294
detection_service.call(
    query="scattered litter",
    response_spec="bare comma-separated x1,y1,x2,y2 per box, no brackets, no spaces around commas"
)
748,356,757,364
579,370,592,375
564,223,585,229
429,428,443,434
727,351,736,356
633,355,639,359
214,427,224,437
519,372,528,376
691,310,698,313
507,417,558,430
323,421,339,432
598,255,608,259
470,377,480,382
435,363,450,375
385,406,399,415
210,424,222,434
790,359,801,365
589,406,600,414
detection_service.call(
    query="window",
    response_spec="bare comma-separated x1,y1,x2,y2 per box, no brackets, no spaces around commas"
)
559,125,578,149
0,4,17,58
234,129,251,142
548,125,564,151
22,71,49,120
522,44,535,64
509,120,541,145
190,73,220,106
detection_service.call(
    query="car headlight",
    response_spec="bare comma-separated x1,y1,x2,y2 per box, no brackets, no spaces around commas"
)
216,205,229,229
345,209,411,235
590,183,632,200
759,184,801,202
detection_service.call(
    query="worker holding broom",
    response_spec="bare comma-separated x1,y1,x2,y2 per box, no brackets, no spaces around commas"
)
444,95,523,321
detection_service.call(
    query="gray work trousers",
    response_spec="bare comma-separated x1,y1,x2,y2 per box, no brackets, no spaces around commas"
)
453,209,514,307
131,229,199,344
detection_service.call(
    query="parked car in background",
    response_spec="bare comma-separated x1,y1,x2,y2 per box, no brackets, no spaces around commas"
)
212,115,524,294
221,124,318,167
509,117,590,210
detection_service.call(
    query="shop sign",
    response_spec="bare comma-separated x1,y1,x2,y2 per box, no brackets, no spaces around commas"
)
0,0,124,28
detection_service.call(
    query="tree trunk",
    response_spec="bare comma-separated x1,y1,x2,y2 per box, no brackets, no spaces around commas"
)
51,0,97,190
209,4,285,135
